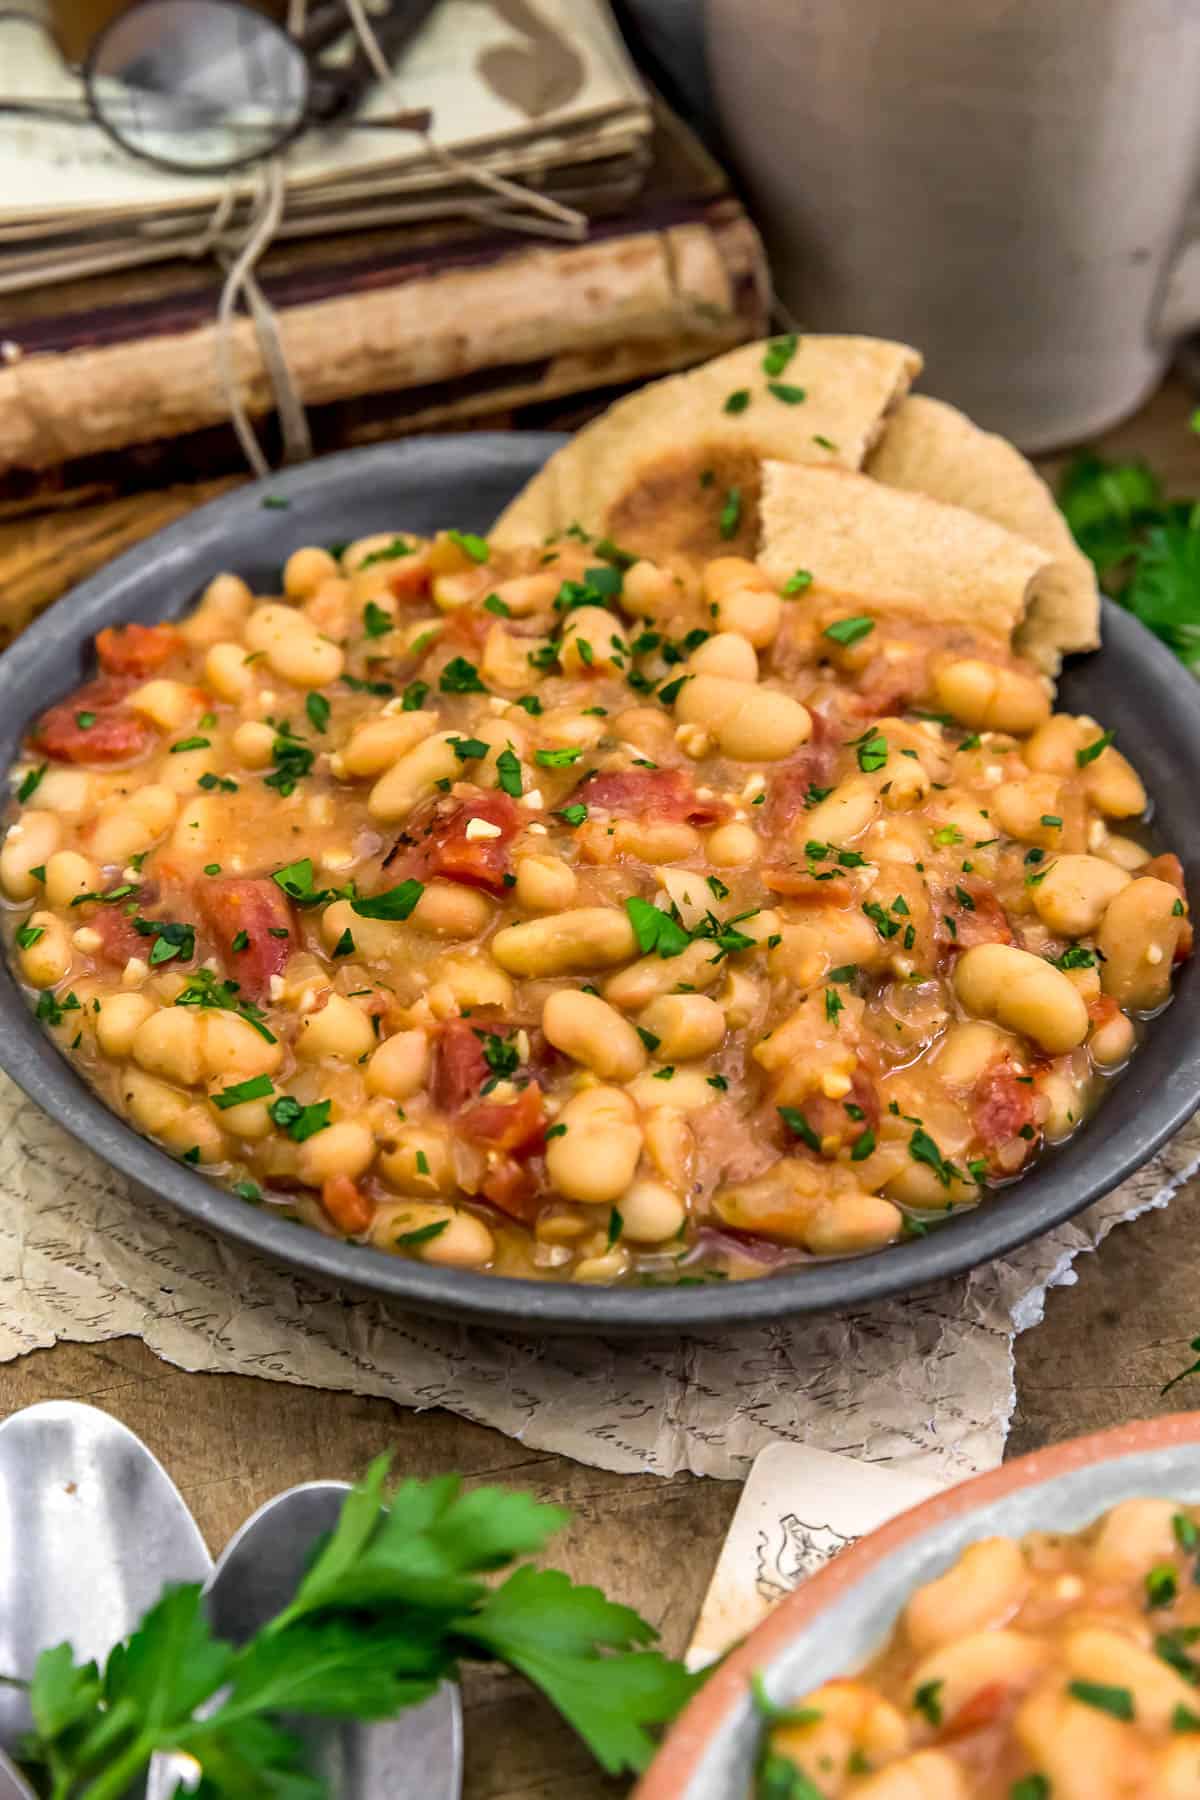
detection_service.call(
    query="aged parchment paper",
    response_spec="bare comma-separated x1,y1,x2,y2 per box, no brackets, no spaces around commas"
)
1,1072,1195,1484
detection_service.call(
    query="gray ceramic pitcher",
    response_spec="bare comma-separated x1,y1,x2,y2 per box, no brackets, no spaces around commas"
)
708,0,1200,450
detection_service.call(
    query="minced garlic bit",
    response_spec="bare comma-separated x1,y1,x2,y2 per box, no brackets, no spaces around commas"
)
520,789,545,810
72,927,103,952
464,816,503,840
121,957,149,987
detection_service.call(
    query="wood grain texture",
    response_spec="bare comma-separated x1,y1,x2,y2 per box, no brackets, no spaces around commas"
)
2,372,1200,1797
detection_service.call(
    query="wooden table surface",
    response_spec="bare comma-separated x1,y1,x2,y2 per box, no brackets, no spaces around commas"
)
3,377,1200,1799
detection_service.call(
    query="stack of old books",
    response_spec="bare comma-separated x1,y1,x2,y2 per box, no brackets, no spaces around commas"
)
0,0,766,631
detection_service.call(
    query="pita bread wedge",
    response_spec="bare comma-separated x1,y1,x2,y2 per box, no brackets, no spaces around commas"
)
866,394,1099,673
758,462,1055,650
491,335,921,567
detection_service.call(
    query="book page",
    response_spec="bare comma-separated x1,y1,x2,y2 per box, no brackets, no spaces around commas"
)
0,0,649,222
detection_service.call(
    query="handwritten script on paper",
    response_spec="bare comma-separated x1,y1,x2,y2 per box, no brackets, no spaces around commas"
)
0,1070,1196,1483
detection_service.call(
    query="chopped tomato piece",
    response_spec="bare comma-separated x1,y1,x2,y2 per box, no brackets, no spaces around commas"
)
939,1680,1012,1740
478,1155,540,1224
761,718,842,831
575,766,729,827
321,1174,373,1237
1139,854,1194,956
972,1062,1038,1154
385,546,433,600
195,877,295,1002
461,1082,546,1156
397,791,520,895
31,675,152,765
95,622,181,677
761,866,857,905
940,879,1014,952
443,607,490,651
431,1018,490,1112
86,905,147,968
1142,851,1186,893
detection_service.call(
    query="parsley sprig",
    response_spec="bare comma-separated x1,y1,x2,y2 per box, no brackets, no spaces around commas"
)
7,1458,697,1797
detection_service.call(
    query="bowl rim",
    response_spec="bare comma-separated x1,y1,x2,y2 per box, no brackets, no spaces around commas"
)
635,1408,1200,1797
2,432,1199,1332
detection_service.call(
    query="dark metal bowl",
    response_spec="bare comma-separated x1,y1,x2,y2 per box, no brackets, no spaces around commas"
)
1,434,1198,1334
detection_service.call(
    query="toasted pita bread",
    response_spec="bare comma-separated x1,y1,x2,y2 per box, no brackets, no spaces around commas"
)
758,462,1056,649
866,395,1099,672
491,335,921,567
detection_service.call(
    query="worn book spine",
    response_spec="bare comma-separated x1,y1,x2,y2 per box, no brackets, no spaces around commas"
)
0,201,766,480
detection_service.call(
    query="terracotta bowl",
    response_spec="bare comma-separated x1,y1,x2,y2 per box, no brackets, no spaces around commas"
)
637,1412,1200,1797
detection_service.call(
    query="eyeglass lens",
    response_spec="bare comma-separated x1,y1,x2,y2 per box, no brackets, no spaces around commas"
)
87,0,309,172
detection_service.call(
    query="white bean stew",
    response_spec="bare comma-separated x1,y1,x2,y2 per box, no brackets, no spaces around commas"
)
2,527,1189,1285
761,1498,1200,1798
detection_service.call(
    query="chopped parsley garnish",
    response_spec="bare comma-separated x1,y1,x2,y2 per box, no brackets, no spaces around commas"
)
718,487,742,540
75,711,96,729
358,536,412,568
707,1074,728,1091
260,494,290,510
636,1027,661,1053
395,1220,450,1248
723,388,751,414
783,569,814,596
332,928,356,958
778,1106,821,1152
213,1074,275,1111
170,736,211,754
305,692,331,733
450,735,489,762
352,881,425,922
133,917,196,966
269,1096,332,1142
824,988,843,1025
342,674,395,697
496,747,523,798
909,1127,958,1187
824,616,875,647
446,528,489,564
1040,814,1063,829
863,902,900,940
1076,729,1116,767
625,896,692,959
439,656,487,694
17,764,46,803
856,732,889,773
762,333,798,376
767,381,806,405
173,970,276,1043
558,803,588,826
1067,1681,1134,1721
812,434,838,452
15,923,44,949
402,679,430,712
1146,1564,1179,1609
271,858,328,906
706,875,730,901
535,747,583,768
1056,945,1097,970
197,773,238,794
363,601,393,639
264,724,314,796
850,1125,876,1162
483,593,510,617
912,1680,944,1726
35,990,81,1027
606,1208,623,1248
515,694,543,716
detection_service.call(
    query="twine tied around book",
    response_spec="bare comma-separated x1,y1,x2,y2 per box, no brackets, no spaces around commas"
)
208,0,589,478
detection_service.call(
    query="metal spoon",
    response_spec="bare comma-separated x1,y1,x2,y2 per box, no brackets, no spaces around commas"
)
0,1400,213,1758
151,1482,462,1799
